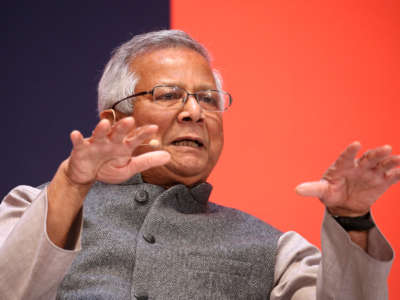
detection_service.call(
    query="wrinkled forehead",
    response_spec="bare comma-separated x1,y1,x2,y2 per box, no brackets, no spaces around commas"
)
130,47,217,90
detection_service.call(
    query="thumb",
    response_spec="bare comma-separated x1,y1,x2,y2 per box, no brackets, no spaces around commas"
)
295,180,329,198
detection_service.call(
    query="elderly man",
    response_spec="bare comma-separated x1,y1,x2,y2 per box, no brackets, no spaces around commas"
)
0,30,397,299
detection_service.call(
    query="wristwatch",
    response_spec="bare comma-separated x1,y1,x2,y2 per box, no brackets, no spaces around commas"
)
332,212,375,231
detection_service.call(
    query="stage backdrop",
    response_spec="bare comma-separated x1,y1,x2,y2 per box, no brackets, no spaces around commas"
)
171,0,400,298
1,1,169,193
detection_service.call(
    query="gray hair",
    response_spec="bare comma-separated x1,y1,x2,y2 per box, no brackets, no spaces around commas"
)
97,29,223,114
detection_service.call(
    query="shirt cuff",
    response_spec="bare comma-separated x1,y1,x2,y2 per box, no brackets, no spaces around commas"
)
42,186,83,252
318,211,394,299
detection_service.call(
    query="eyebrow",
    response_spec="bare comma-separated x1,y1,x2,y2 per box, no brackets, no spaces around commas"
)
155,81,217,91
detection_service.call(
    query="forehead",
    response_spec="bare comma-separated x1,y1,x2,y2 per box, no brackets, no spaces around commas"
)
130,47,216,90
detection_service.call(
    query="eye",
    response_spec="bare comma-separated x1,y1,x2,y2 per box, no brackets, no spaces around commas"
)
155,92,181,101
198,92,218,106
153,86,184,102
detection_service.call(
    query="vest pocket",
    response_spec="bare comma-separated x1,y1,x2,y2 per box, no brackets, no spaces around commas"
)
176,254,260,299
183,254,252,278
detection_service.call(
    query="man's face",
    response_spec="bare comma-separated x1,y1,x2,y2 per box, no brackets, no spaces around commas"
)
130,47,224,187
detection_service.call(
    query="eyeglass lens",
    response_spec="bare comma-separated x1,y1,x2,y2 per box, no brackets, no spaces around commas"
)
153,86,227,111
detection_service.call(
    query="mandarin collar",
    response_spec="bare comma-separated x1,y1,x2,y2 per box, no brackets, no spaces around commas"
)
118,173,213,213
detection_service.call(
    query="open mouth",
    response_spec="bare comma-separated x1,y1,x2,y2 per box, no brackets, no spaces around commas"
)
171,138,204,148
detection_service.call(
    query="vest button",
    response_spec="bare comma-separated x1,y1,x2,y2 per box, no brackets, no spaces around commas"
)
143,234,155,244
134,295,148,300
135,190,149,203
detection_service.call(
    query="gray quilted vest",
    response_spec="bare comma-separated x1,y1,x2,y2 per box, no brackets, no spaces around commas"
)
57,174,282,299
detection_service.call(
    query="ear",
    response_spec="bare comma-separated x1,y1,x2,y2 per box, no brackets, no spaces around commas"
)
99,109,117,124
99,109,129,124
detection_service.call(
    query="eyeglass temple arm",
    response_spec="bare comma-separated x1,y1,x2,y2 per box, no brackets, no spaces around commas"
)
111,91,151,110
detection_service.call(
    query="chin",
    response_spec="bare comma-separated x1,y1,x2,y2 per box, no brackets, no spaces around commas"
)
142,152,216,187
168,162,207,178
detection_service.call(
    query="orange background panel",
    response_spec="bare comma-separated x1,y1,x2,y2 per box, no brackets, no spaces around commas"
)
171,0,400,297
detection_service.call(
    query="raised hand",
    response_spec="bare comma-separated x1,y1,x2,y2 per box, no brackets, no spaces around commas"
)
65,116,170,185
47,116,170,248
296,142,400,216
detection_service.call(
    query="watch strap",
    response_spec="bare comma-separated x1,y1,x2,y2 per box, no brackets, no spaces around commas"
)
333,211,375,231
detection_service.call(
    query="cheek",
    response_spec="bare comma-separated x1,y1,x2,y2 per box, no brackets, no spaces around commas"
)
133,106,175,135
207,118,224,159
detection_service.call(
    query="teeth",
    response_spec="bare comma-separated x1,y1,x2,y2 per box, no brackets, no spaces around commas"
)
173,140,200,147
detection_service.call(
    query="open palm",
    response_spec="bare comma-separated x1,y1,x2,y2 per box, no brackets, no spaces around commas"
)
65,117,170,185
296,142,400,216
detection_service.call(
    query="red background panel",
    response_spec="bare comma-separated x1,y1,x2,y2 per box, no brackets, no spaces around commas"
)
171,0,400,297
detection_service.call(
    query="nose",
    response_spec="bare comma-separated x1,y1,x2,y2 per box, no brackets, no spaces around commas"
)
177,94,204,123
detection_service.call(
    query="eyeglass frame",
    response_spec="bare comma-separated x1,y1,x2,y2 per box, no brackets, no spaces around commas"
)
111,85,233,112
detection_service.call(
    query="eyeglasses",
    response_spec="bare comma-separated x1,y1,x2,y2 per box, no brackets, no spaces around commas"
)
111,85,233,112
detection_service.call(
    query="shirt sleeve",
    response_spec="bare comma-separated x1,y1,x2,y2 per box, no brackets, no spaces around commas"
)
270,212,394,300
0,185,82,300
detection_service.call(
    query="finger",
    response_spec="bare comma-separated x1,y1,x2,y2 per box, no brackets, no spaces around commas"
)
295,180,329,198
358,145,392,169
125,124,158,140
128,150,171,174
70,130,84,148
92,119,112,140
379,155,400,172
109,117,135,143
125,125,159,148
385,168,400,185
334,141,361,168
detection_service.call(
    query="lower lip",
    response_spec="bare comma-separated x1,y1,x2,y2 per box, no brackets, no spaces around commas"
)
169,144,204,151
